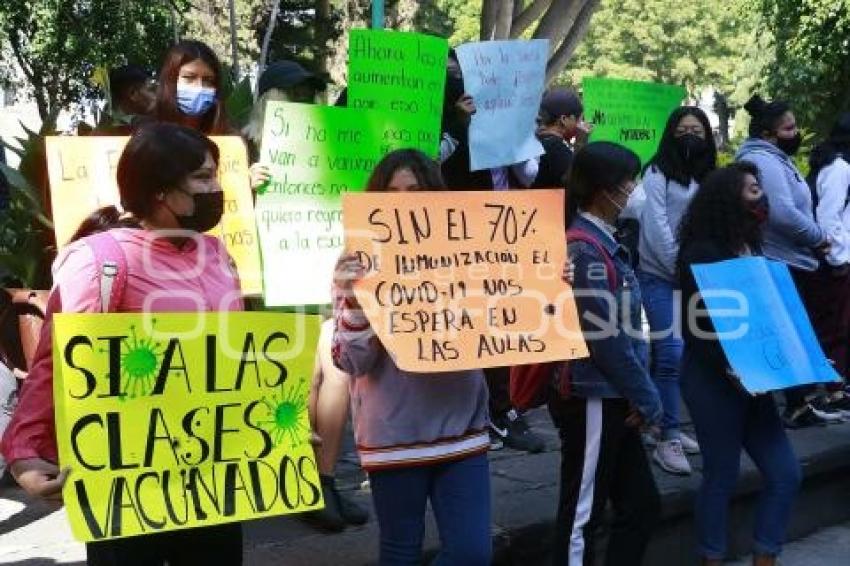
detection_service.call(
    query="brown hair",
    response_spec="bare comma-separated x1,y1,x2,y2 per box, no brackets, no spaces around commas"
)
365,149,446,191
155,40,231,134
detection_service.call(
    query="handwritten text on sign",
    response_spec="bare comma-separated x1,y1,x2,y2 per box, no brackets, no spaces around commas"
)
348,29,448,157
455,40,548,171
691,257,841,394
44,136,263,295
256,102,411,306
582,77,685,167
343,190,588,371
53,312,322,541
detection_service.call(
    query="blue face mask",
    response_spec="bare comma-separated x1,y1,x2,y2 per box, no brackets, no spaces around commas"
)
176,86,216,117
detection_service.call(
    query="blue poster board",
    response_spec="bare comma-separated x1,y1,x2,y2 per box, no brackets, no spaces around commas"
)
691,257,840,394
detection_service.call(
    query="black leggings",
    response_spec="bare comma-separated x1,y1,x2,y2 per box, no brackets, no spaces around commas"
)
86,522,242,566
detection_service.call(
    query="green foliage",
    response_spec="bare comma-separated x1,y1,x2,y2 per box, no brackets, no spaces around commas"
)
563,0,753,101
0,113,58,288
753,0,850,135
0,1,187,119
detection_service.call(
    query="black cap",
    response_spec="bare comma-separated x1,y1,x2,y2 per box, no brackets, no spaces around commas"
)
540,88,583,120
257,61,326,97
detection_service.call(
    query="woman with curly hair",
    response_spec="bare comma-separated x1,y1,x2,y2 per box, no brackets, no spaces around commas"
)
678,162,801,566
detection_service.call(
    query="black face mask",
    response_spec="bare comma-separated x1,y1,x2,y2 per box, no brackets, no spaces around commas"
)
676,134,709,162
746,194,770,225
174,191,224,233
776,132,803,157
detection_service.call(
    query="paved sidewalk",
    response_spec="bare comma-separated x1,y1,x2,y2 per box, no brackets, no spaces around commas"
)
2,409,850,565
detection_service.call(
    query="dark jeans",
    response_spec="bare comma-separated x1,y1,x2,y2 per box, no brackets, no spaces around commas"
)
681,350,801,559
484,365,512,416
638,270,684,439
86,522,243,566
369,453,492,566
787,266,850,407
549,396,660,566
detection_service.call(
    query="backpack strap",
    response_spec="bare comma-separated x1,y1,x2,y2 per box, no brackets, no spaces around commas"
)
566,227,618,292
84,231,128,313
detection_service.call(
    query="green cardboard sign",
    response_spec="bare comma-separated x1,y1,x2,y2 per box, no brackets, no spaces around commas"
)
348,29,448,157
256,101,405,306
582,77,686,167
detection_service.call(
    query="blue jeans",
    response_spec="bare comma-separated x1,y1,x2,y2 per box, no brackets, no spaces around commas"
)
681,350,802,559
369,453,492,566
638,270,683,439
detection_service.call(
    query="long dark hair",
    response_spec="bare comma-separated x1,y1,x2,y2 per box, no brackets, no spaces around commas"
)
744,94,791,139
677,161,763,262
808,112,850,187
155,40,230,134
647,106,717,185
69,123,220,242
366,149,446,191
566,141,641,224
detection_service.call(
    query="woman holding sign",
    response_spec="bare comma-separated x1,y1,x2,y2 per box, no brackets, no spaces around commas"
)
677,162,801,566
638,106,717,476
2,123,245,565
333,149,492,565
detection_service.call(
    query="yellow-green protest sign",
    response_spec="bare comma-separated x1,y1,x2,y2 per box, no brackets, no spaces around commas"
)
348,29,448,157
256,102,411,306
53,312,322,542
583,77,686,167
44,136,263,295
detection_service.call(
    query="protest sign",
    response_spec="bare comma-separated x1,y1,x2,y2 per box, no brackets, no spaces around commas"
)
44,136,263,295
348,28,448,157
455,39,548,171
256,102,411,306
53,311,322,542
342,189,588,372
691,257,841,394
582,77,686,167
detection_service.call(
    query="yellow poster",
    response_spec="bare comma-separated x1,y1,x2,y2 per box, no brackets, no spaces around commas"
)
342,189,588,372
53,312,322,542
45,136,263,295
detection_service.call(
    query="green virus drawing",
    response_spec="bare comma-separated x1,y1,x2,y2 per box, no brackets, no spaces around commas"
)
257,379,310,448
102,323,163,400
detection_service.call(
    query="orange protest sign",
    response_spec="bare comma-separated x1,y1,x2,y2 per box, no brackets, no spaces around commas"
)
45,136,262,295
342,189,588,372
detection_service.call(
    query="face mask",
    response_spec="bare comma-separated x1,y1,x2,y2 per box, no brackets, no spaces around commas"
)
173,190,224,233
176,86,216,117
676,134,708,161
746,194,770,225
776,132,802,157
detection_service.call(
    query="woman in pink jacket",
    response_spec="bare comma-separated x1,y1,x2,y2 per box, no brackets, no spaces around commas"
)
1,123,245,565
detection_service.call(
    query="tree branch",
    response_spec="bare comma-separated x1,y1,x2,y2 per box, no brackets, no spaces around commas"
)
545,0,600,84
480,0,499,40
510,0,551,39
533,0,585,53
494,0,515,39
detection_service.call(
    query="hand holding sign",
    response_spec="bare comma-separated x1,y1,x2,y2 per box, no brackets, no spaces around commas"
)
342,189,588,372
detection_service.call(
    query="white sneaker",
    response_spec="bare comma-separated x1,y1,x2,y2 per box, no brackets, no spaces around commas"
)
653,439,692,475
678,432,700,455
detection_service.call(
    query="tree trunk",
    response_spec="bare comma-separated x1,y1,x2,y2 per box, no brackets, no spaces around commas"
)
714,91,730,150
481,0,600,84
259,0,281,75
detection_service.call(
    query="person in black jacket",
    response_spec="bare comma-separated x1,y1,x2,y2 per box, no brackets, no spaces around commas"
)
677,162,801,566
531,88,588,188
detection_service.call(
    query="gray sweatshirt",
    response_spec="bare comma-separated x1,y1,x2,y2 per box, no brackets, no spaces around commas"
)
332,298,489,471
736,138,825,271
638,166,700,281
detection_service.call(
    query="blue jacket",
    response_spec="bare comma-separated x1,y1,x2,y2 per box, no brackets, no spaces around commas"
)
736,138,825,271
567,214,663,424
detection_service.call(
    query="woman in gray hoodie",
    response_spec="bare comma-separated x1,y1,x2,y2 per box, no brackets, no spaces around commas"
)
735,94,834,428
